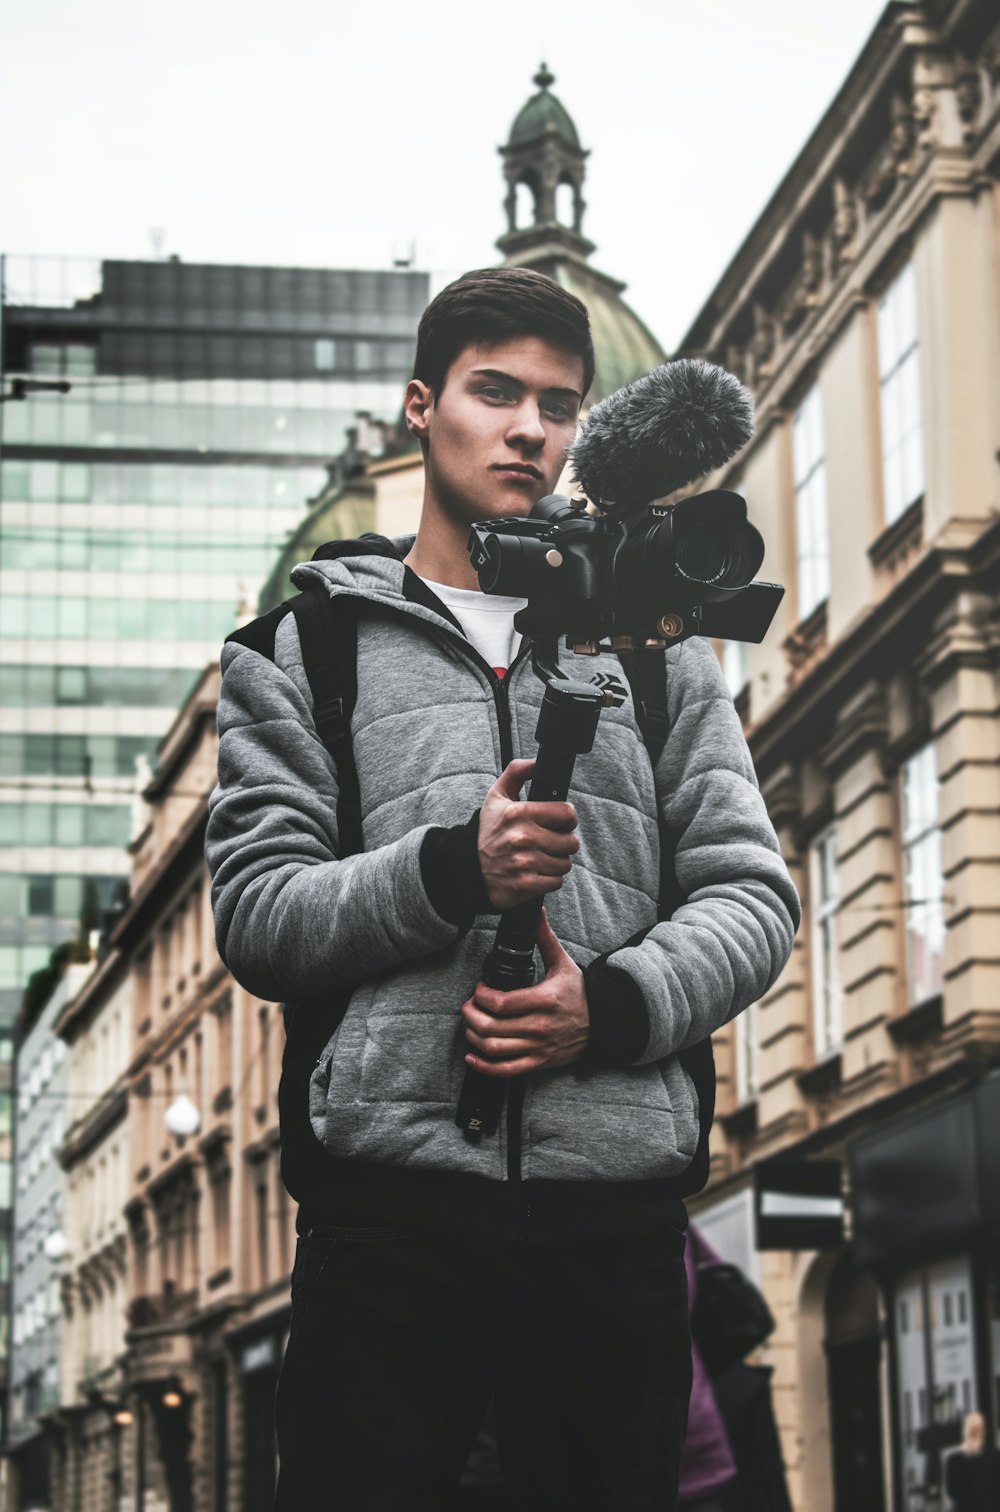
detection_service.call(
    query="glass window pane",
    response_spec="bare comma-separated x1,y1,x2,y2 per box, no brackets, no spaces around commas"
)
54,807,84,846
1,461,30,500
53,876,83,918
55,667,86,705
24,806,52,845
60,463,91,502
58,599,88,638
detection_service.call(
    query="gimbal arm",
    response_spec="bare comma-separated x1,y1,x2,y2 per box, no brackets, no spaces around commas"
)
455,644,624,1142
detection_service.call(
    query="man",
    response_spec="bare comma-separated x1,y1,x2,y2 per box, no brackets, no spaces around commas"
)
206,267,799,1511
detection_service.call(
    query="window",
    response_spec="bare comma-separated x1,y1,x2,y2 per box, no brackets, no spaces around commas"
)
313,339,336,371
735,1003,759,1104
211,1166,232,1271
792,385,829,620
256,1174,269,1286
0,803,131,849
804,828,841,1052
878,262,924,524
901,743,946,1004
30,343,96,376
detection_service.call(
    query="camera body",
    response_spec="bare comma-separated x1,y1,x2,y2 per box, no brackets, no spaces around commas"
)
468,489,784,653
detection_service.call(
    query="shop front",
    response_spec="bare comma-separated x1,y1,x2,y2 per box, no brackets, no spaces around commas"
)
851,1067,1000,1512
230,1311,287,1512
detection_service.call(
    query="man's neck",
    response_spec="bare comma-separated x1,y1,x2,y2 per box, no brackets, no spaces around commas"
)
403,506,482,591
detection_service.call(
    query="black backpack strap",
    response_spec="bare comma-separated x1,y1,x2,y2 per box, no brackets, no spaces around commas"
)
616,648,669,768
225,600,293,660
616,647,685,920
291,591,363,859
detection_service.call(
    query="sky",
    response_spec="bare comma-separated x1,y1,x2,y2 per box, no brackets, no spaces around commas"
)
1,0,890,351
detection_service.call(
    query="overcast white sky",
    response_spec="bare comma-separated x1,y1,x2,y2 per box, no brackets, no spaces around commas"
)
1,0,889,350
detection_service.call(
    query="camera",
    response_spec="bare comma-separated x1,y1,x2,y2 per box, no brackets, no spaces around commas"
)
468,488,783,653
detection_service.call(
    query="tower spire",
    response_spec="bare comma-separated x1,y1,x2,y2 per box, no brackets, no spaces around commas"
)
497,65,594,262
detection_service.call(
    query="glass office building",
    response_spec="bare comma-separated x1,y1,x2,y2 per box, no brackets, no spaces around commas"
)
0,254,429,1026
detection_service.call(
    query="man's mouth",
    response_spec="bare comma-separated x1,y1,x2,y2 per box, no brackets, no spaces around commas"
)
491,463,542,481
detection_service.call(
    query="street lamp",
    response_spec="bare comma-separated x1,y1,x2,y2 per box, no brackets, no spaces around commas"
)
164,1093,200,1138
43,1229,70,1262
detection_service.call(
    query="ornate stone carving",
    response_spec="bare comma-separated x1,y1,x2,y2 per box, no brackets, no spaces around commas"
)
750,303,777,384
779,230,825,334
954,56,983,138
861,94,917,210
831,179,858,268
987,41,1000,90
725,344,747,386
801,229,824,294
910,48,952,149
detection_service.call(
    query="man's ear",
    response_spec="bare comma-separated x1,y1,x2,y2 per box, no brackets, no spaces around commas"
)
404,379,434,444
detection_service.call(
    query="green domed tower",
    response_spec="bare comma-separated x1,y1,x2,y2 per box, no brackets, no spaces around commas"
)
498,65,666,402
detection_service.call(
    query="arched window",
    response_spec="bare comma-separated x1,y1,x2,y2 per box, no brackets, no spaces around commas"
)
514,181,535,230
555,181,575,227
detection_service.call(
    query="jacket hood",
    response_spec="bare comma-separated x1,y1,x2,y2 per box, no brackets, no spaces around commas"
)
289,532,465,628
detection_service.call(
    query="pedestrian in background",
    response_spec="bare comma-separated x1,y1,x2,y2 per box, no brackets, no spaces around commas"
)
945,1411,1000,1512
681,1226,792,1512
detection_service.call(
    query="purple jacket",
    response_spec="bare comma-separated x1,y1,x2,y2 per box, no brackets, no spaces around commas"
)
678,1227,738,1502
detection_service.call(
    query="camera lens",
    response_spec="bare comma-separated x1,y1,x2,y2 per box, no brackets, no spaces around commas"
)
475,532,553,596
675,528,729,585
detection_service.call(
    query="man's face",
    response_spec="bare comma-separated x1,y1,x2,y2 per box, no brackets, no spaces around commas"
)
405,335,585,528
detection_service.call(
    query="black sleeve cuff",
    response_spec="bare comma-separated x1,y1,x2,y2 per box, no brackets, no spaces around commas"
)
420,810,493,931
577,959,650,1070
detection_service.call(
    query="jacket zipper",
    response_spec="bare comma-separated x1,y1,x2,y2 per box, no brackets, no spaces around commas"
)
418,618,532,1236
495,658,530,1240
338,591,533,1234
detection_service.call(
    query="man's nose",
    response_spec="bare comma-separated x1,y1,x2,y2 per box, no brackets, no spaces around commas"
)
506,402,546,449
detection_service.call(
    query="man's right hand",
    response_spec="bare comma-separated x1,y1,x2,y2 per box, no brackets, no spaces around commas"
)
478,759,580,911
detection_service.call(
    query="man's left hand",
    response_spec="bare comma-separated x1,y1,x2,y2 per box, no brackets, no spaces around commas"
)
461,909,589,1077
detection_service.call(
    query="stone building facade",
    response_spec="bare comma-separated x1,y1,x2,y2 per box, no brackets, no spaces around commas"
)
111,663,290,1512
45,927,133,1510
674,4,1000,1509
5,963,83,1509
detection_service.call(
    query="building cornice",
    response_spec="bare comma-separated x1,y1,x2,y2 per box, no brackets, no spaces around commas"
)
142,665,218,802
59,1079,128,1171
679,3,921,351
746,515,1000,774
54,948,125,1043
678,0,1000,442
111,801,208,957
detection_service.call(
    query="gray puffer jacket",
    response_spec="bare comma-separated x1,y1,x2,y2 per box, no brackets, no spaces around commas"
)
206,536,799,1232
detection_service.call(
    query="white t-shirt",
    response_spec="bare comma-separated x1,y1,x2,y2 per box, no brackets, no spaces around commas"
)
421,577,528,676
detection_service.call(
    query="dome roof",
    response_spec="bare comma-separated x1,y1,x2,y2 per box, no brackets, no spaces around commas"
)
508,64,581,150
548,260,667,404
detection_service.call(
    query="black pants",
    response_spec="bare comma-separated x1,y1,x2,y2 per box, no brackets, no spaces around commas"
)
273,1221,691,1512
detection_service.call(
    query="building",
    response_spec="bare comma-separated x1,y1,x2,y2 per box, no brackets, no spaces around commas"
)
36,921,134,1512
0,254,430,1037
5,961,88,1509
106,664,287,1512
670,3,1000,1508
261,64,668,585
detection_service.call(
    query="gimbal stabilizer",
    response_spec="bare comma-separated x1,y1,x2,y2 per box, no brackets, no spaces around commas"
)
453,358,782,1141
455,639,625,1141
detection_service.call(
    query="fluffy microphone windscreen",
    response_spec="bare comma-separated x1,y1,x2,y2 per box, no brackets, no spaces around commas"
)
569,359,754,510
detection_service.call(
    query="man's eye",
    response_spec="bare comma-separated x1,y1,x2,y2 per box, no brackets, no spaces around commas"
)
480,386,512,402
544,403,572,419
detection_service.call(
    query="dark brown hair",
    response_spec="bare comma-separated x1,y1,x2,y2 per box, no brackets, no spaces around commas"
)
412,266,595,399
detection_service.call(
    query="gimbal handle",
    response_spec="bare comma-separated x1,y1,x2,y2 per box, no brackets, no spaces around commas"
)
455,658,624,1142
